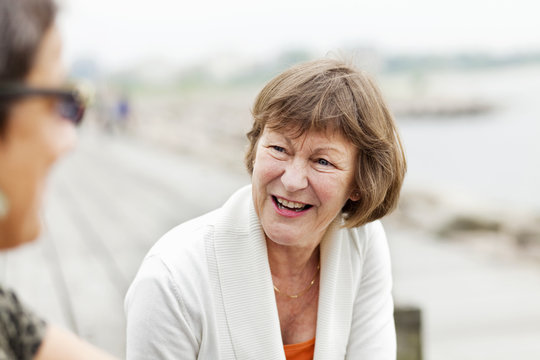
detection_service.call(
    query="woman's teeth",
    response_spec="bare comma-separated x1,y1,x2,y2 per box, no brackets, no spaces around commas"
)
275,197,310,211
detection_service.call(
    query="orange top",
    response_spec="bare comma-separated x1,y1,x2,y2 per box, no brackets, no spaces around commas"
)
283,337,315,360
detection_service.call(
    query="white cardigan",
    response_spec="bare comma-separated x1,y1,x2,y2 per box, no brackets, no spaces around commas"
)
124,185,396,359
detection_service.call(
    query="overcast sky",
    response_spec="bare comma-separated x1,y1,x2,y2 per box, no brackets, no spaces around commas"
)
57,0,540,71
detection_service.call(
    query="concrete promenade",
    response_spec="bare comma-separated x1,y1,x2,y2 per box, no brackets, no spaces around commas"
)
1,129,539,359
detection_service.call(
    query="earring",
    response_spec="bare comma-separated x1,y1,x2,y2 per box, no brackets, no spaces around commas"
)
0,188,8,219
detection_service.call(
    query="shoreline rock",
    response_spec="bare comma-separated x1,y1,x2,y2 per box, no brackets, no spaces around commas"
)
388,189,540,263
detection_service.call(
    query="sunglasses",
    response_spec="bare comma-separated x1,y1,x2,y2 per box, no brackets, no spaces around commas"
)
0,83,86,125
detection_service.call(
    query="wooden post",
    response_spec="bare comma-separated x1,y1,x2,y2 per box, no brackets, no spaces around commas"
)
395,305,423,360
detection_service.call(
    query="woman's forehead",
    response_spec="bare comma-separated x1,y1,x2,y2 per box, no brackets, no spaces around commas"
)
265,120,351,143
263,126,356,152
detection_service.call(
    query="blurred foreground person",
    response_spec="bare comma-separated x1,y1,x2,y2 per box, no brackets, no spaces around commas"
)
0,0,117,359
126,59,406,360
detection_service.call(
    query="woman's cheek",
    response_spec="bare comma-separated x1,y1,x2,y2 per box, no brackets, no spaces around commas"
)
314,174,345,204
43,116,77,165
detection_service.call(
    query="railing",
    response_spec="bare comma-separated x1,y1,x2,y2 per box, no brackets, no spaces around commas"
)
395,306,423,360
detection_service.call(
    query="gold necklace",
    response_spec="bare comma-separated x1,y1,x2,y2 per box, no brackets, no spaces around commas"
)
273,263,320,299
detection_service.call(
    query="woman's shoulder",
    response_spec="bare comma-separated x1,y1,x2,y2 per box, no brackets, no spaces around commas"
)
341,220,391,278
0,285,47,360
339,220,393,301
135,184,253,286
147,184,252,257
345,220,387,253
143,208,222,274
125,210,221,318
156,208,220,248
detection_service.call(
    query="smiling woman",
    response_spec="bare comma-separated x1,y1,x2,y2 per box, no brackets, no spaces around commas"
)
125,59,406,360
252,129,359,251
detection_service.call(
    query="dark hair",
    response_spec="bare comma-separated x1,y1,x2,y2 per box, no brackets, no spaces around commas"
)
0,0,57,134
246,59,407,227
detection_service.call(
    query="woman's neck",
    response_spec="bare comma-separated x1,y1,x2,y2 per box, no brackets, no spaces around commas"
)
266,239,320,280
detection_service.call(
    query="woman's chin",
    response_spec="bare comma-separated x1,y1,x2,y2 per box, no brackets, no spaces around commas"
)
263,227,307,248
0,216,41,250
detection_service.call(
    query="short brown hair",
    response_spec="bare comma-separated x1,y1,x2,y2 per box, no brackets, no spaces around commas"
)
245,59,406,228
0,0,57,135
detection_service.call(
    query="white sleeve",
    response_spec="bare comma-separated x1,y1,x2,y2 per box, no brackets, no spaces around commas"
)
124,255,199,360
346,221,396,359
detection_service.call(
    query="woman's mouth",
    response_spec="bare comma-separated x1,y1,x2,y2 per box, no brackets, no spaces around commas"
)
272,195,312,213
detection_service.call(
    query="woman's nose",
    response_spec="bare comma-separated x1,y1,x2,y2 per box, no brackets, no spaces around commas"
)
281,160,308,192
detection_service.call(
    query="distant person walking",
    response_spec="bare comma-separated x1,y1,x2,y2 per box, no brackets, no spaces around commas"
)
115,94,130,131
0,0,117,359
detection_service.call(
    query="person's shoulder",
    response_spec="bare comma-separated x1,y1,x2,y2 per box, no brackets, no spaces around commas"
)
346,219,385,246
139,184,252,277
364,220,386,239
342,220,389,267
344,221,392,291
145,208,220,269
126,209,221,311
130,185,252,294
157,209,219,246
148,183,252,259
0,286,47,360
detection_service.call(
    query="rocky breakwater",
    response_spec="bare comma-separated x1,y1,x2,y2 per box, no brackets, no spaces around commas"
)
388,190,540,263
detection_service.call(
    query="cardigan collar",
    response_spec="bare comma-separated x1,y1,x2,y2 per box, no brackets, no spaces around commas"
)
213,185,355,360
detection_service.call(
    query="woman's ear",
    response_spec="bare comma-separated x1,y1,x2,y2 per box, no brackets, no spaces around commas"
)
349,190,360,202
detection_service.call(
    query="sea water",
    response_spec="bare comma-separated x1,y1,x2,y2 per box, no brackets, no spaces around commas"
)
394,64,540,212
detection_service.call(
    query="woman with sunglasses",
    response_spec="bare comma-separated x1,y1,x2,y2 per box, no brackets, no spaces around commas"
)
0,0,116,359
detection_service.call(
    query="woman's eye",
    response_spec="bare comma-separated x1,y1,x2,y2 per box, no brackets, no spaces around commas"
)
317,158,332,166
271,145,286,153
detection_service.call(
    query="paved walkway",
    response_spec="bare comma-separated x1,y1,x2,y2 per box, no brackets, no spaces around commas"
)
0,129,249,357
1,129,539,359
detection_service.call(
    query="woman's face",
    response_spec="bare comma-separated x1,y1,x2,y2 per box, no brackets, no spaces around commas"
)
0,26,76,249
252,127,359,250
